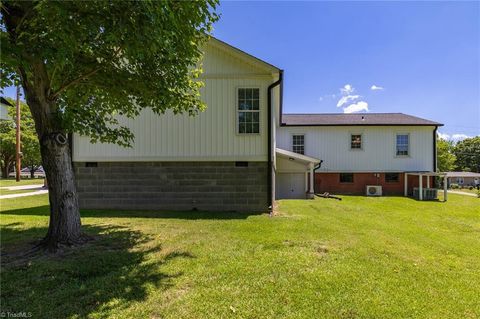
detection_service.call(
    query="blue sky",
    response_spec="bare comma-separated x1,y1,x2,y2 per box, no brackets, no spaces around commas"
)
212,1,479,140
3,1,479,140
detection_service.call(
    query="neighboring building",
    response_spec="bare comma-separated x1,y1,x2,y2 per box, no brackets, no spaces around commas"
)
72,38,442,211
276,113,442,196
0,97,13,121
445,172,480,187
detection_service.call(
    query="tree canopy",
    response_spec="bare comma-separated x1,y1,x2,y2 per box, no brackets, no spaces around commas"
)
0,98,40,178
1,0,218,146
1,0,219,250
436,138,456,172
453,136,480,173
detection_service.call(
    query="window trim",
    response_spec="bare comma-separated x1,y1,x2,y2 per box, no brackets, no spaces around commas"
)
339,173,354,183
236,87,261,135
349,133,363,151
291,133,305,155
395,133,410,157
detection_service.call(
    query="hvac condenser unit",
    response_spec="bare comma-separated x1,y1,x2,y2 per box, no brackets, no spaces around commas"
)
413,188,438,200
366,185,382,196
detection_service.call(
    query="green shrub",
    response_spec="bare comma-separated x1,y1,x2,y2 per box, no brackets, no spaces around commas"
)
450,183,459,189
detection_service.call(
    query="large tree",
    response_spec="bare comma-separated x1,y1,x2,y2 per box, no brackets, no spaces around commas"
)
0,98,41,178
454,136,480,173
436,138,456,172
1,1,218,250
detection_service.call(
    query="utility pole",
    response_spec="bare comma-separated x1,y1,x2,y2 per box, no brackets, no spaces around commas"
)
15,86,21,182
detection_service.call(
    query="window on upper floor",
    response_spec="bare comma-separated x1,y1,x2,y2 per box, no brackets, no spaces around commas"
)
351,134,362,150
396,134,409,156
238,88,260,134
292,134,305,154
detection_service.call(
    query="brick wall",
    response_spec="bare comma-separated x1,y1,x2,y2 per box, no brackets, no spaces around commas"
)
74,162,268,212
315,173,434,195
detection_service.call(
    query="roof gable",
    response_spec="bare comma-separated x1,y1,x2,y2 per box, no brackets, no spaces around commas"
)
202,37,280,75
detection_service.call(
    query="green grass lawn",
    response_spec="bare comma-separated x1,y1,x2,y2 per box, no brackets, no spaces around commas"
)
1,194,479,318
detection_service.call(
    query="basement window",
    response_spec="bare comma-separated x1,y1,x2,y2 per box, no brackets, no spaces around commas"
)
340,173,354,183
238,88,260,134
385,173,400,183
292,134,305,154
85,162,98,168
235,161,249,167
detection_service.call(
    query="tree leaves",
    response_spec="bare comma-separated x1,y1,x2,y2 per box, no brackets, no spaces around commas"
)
1,0,219,146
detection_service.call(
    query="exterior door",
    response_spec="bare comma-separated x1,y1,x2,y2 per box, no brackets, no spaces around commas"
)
276,173,305,199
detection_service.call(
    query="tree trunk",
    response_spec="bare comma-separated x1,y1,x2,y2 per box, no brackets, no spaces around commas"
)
1,163,9,178
40,133,87,250
30,166,35,179
3,3,89,252
20,80,88,251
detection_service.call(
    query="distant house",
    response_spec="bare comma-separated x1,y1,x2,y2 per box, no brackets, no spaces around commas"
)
0,97,13,121
445,172,480,187
72,37,443,211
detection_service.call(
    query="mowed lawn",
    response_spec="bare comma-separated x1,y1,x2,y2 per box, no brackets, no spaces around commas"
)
1,194,479,318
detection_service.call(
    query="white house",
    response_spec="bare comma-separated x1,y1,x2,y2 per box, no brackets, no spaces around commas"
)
72,38,442,211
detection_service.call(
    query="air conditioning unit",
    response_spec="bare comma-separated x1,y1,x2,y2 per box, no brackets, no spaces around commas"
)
366,185,382,196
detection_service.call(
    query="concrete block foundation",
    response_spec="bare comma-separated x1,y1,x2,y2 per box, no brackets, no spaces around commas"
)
74,161,268,212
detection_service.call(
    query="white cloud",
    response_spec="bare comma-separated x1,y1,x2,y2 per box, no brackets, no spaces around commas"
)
318,97,324,102
343,101,369,113
337,94,360,107
452,134,472,141
437,132,472,142
370,85,384,91
437,132,450,140
340,84,355,95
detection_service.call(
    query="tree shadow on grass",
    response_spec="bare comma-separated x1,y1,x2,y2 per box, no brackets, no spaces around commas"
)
1,205,265,219
0,222,193,318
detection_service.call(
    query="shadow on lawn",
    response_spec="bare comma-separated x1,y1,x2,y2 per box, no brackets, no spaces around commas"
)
1,205,264,219
0,222,193,318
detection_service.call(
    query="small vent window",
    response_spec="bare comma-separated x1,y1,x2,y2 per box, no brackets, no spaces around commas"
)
235,161,249,167
85,162,98,168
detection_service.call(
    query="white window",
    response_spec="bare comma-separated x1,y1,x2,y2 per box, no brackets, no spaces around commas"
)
351,134,362,149
292,134,305,154
396,134,409,156
238,88,260,134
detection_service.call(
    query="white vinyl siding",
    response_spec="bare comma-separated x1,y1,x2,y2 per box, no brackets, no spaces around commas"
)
277,126,435,172
73,41,276,162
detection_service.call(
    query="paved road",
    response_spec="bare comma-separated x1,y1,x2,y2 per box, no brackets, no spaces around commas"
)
0,184,48,199
0,184,45,191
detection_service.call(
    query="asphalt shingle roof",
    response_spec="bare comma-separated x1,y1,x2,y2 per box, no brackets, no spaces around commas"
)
281,113,443,126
